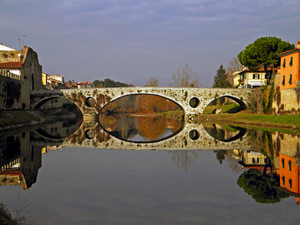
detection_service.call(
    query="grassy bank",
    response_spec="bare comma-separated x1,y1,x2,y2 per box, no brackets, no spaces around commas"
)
0,110,41,130
194,113,300,132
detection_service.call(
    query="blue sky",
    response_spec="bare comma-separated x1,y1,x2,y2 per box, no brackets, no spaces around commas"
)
0,0,299,86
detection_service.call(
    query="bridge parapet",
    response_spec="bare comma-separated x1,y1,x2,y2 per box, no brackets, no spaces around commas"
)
59,87,252,115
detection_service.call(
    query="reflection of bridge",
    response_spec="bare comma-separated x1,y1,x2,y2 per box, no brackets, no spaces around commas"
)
62,122,251,151
31,87,252,116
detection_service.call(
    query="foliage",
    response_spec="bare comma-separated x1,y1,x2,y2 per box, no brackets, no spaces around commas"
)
170,64,199,87
213,65,232,88
261,83,275,113
93,78,131,88
0,203,26,225
237,169,289,204
226,57,243,85
238,37,295,82
215,150,227,164
145,77,159,87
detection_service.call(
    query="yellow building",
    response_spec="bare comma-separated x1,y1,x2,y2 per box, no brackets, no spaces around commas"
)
233,68,269,88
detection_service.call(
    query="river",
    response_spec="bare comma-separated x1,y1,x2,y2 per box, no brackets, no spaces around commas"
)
0,96,300,224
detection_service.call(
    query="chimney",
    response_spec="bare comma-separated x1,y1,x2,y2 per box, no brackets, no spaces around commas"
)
297,41,300,49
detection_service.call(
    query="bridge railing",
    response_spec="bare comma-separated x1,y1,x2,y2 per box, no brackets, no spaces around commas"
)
0,69,20,80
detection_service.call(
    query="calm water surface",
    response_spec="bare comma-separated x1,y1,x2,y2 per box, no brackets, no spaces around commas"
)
1,108,300,224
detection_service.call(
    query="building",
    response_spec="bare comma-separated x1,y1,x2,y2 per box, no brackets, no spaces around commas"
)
78,81,94,89
277,41,300,90
0,44,43,110
233,68,269,88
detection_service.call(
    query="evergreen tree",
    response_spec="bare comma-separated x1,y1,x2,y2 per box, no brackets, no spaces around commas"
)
238,37,294,83
213,65,231,88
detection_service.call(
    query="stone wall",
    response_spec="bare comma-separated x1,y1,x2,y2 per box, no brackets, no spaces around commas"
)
273,87,300,114
0,75,22,109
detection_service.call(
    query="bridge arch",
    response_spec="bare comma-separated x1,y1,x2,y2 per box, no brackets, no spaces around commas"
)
33,96,61,110
202,93,247,113
99,93,187,116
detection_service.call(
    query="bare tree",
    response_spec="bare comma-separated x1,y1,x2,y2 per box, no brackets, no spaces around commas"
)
145,77,159,87
170,64,199,87
226,57,243,86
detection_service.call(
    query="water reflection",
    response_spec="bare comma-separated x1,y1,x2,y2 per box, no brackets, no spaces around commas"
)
0,118,81,190
203,124,246,142
99,114,184,143
1,112,300,207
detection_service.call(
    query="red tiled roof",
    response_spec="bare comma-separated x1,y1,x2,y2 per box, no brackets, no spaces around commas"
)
79,82,92,85
0,62,23,69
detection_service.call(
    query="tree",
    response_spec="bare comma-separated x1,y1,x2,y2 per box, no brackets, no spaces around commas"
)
93,78,130,88
145,77,159,87
226,57,243,86
213,65,232,88
238,37,295,83
170,64,199,87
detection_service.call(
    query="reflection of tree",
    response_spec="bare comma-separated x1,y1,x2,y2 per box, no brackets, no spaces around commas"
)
214,150,227,164
237,169,289,204
0,203,27,225
170,151,199,173
135,117,166,141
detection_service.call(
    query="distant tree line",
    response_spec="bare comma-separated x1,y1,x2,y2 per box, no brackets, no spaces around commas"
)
93,78,132,88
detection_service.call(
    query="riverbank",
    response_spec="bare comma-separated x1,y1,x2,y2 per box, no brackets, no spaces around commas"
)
193,113,300,133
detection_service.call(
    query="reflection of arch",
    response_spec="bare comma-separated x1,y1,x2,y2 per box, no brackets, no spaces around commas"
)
203,94,247,111
35,128,66,140
204,125,247,142
33,96,61,110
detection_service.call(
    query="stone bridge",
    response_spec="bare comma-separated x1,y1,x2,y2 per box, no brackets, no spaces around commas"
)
31,87,252,117
61,121,251,151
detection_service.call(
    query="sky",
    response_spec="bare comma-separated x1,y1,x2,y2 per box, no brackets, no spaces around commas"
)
0,0,299,87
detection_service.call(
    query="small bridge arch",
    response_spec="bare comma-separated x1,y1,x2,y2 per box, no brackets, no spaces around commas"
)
33,96,62,110
201,93,247,113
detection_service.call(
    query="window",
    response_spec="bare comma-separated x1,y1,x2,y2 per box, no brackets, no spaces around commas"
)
282,158,285,168
282,75,285,85
265,74,267,79
289,74,292,84
289,57,293,66
289,179,292,189
288,160,292,171
252,74,260,79
282,58,286,67
282,176,285,186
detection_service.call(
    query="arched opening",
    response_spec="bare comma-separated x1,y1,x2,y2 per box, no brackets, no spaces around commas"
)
85,97,96,107
85,129,95,139
189,97,200,108
189,129,200,140
99,94,185,143
33,96,83,122
203,95,246,114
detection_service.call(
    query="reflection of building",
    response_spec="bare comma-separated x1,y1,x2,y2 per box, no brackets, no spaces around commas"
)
0,132,42,190
273,132,300,204
277,154,300,204
235,149,269,173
